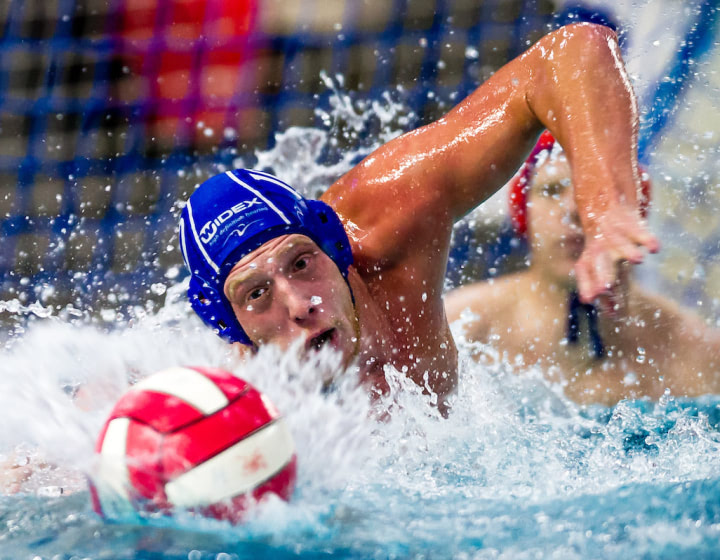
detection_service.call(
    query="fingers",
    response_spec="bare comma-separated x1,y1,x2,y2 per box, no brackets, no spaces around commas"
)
575,257,592,302
596,265,630,317
610,217,660,261
576,213,660,302
576,249,615,303
576,243,644,303
639,230,660,254
595,292,616,317
625,221,660,255
608,239,643,265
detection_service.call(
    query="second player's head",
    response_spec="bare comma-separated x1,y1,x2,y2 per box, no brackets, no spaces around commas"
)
508,132,651,286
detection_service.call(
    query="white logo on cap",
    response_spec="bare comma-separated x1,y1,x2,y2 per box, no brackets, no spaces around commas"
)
228,220,261,239
199,198,263,244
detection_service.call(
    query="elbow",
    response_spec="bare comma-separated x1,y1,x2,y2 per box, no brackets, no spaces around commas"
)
534,22,621,74
555,22,618,49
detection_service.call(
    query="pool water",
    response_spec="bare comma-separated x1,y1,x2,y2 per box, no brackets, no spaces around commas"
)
2,284,720,560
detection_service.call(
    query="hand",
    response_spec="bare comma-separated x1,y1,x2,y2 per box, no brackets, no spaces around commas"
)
594,261,632,318
575,204,659,303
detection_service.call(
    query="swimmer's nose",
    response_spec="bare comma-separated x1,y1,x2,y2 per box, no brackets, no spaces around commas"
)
291,299,316,323
562,191,581,228
278,281,316,323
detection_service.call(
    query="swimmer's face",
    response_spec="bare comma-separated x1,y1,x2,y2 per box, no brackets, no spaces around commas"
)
224,234,359,367
527,155,584,285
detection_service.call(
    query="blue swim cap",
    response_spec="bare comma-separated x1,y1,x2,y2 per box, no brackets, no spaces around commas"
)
179,169,353,345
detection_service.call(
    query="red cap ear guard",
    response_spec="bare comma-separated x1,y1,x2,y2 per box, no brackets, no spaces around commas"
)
508,131,556,236
508,131,652,237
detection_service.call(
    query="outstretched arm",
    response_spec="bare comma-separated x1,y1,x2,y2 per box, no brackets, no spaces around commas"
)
325,23,658,300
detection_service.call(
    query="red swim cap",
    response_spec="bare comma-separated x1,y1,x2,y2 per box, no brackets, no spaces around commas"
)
507,131,652,236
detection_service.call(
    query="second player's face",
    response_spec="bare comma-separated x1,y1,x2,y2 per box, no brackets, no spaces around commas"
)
527,156,584,285
223,234,359,368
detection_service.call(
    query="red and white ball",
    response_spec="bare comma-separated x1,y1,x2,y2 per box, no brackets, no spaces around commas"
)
90,366,297,523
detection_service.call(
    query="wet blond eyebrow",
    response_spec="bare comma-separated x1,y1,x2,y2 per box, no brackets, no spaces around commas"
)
225,239,317,297
225,269,264,299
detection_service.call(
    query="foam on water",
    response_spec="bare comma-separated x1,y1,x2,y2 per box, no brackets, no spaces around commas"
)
2,78,720,559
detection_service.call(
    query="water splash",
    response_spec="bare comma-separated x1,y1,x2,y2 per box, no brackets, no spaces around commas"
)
248,72,415,197
2,278,720,557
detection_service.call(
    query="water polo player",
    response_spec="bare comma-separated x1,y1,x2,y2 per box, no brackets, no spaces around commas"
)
445,133,720,405
179,24,658,414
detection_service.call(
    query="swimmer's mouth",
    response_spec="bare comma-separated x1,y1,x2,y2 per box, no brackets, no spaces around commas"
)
308,328,336,352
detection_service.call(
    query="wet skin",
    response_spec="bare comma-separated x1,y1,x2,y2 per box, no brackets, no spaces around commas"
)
226,23,658,411
224,233,447,408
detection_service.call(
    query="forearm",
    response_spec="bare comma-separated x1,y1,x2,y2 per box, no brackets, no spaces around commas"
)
430,23,639,221
326,22,652,287
523,23,640,229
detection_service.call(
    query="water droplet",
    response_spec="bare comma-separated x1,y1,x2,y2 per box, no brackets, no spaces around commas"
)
100,309,116,322
150,283,167,296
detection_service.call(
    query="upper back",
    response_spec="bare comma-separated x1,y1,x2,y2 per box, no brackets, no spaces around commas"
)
444,272,531,343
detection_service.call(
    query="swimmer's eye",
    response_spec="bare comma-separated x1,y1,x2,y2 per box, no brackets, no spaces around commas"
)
242,281,271,304
248,286,267,301
540,182,563,198
293,254,312,272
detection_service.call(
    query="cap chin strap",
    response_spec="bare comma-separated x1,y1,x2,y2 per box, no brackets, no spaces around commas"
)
188,276,251,344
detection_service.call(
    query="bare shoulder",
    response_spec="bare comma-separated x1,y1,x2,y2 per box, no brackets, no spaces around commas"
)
321,125,457,268
635,289,720,352
444,273,528,338
634,289,720,394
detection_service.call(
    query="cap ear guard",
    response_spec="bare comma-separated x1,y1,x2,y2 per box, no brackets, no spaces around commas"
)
508,130,557,237
305,199,354,278
187,276,251,345
508,131,653,237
